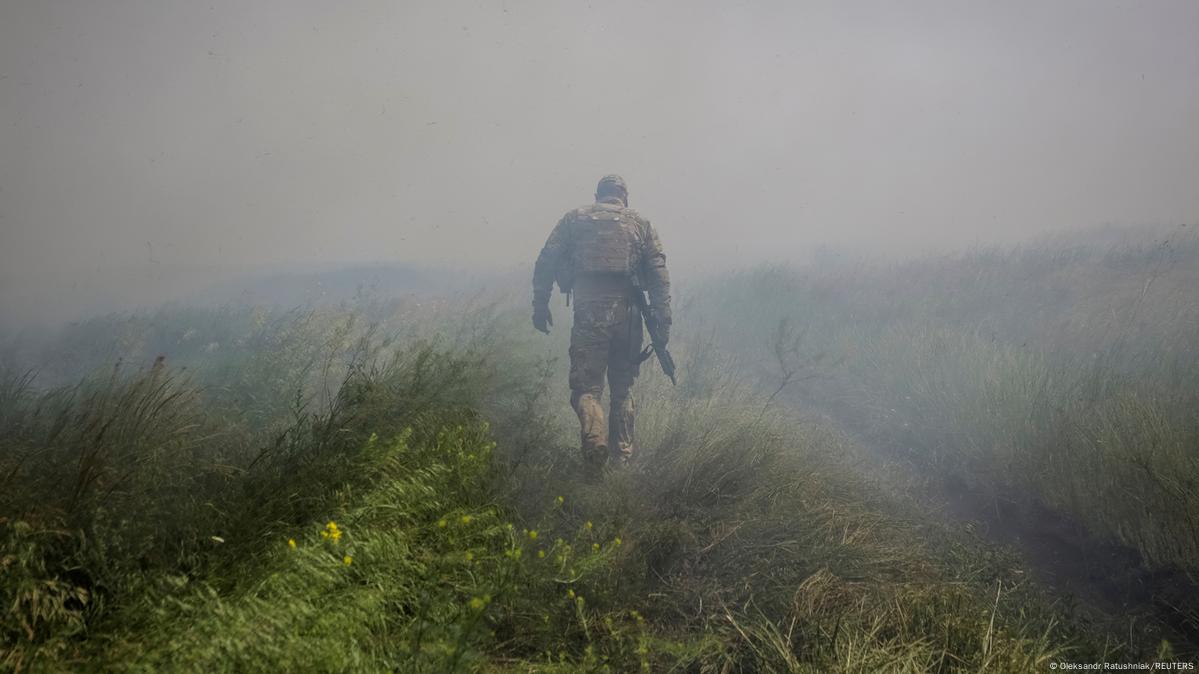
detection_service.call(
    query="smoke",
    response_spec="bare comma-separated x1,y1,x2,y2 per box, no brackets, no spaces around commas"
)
2,0,1197,328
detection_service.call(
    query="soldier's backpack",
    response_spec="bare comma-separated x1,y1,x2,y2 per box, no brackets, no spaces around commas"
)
569,204,642,276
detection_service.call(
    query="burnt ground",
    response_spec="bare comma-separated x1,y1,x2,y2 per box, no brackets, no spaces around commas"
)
797,401,1199,656
940,475,1199,650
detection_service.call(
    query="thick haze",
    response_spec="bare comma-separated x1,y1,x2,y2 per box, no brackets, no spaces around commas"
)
2,0,1197,328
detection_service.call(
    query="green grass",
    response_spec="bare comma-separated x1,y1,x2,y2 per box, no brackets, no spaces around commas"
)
5,369,1106,671
691,226,1199,578
4,229,1195,670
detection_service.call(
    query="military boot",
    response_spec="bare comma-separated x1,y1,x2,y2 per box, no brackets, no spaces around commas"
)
581,443,609,483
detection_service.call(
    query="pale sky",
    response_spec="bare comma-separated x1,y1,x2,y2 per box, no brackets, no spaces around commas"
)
2,0,1197,326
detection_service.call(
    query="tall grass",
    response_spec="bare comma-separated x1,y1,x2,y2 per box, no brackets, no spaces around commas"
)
692,226,1199,578
0,290,1133,671
0,298,544,671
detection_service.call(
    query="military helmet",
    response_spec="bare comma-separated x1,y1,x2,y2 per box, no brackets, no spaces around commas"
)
596,174,627,193
596,174,628,204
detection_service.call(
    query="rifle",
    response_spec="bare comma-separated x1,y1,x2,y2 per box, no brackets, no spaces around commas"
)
631,278,677,385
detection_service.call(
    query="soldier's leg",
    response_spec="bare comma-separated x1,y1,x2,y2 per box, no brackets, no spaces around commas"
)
569,309,610,465
607,301,643,462
607,365,635,462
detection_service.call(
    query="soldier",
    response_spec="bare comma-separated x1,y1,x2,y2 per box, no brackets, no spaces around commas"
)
532,174,672,472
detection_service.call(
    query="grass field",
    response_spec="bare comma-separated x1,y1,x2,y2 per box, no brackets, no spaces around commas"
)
2,227,1196,671
691,226,1199,581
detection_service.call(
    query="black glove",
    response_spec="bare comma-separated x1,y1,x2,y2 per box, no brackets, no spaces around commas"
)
650,305,671,345
533,304,553,334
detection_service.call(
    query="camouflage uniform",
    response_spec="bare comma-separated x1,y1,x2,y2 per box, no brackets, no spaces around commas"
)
532,175,671,467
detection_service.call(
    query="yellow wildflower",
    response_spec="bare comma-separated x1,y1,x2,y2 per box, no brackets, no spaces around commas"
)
343,555,352,566
528,530,538,540
613,537,622,547
465,551,474,562
324,521,342,543
288,538,297,550
469,597,485,611
555,495,565,506
566,589,575,599
592,543,600,552
461,515,473,525
438,519,447,529
584,521,593,531
537,550,546,559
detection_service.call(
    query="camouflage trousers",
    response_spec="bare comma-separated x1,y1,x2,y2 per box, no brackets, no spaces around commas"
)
569,294,643,466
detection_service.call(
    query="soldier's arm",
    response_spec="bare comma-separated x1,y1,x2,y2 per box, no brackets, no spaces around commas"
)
640,221,672,323
532,214,570,307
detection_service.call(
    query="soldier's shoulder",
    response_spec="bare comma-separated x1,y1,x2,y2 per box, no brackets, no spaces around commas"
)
555,207,583,227
621,207,649,223
620,208,653,233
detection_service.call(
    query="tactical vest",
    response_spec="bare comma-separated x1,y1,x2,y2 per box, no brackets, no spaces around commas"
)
569,205,641,276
